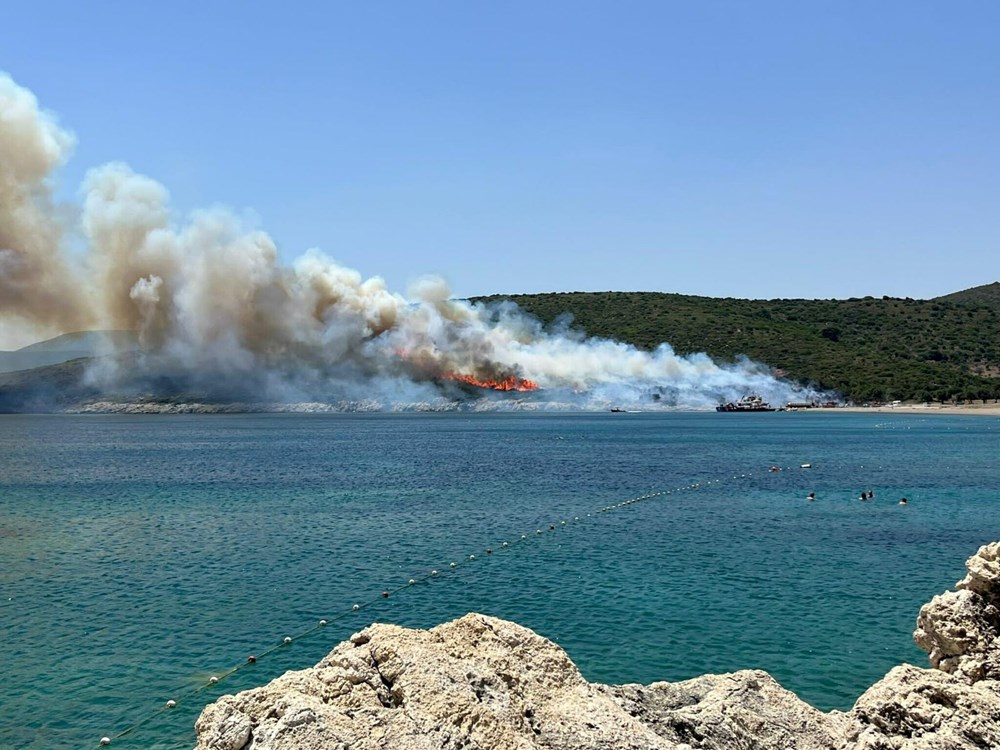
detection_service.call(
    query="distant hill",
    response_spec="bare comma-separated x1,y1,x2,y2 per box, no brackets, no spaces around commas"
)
14,330,139,353
0,351,217,413
0,357,98,412
3,284,998,409
473,285,1000,403
935,281,1000,307
0,331,139,374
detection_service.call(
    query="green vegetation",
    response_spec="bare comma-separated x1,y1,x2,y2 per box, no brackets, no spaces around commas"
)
474,282,1000,403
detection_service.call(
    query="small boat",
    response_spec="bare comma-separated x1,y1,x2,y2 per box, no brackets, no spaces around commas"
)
610,407,626,413
715,394,776,412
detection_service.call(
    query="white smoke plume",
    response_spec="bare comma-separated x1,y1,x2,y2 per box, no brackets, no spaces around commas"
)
0,72,820,410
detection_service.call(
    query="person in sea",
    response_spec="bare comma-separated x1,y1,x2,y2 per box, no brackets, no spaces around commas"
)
859,491,868,501
867,489,874,499
807,492,815,501
900,497,908,505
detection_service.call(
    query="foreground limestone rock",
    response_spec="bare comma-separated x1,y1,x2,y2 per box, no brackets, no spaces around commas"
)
196,543,1000,750
914,542,1000,683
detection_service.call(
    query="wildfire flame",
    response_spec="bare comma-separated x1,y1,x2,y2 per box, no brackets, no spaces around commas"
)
443,373,540,392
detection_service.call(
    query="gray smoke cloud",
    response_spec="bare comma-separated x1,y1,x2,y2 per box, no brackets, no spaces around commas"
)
0,72,821,410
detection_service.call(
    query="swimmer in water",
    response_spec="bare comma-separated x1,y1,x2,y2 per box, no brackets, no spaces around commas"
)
807,492,815,501
900,497,908,505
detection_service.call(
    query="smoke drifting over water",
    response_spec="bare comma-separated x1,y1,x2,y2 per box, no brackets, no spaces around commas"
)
0,73,819,411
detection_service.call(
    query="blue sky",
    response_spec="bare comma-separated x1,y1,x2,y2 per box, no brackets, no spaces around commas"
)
5,0,998,300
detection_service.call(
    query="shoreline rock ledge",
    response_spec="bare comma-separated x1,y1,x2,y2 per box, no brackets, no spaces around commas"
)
196,543,1000,750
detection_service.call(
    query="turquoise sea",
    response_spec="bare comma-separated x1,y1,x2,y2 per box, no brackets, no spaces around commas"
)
1,412,998,750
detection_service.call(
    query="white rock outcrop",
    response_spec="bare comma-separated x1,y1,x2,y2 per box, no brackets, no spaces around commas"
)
196,542,1000,750
914,542,1000,684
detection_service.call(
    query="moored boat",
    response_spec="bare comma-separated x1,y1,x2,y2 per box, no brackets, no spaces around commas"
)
715,394,776,412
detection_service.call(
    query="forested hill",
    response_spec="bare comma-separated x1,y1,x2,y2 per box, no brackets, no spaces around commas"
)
473,283,1000,403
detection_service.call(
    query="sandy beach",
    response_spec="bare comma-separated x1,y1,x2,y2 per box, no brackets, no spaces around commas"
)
818,403,1000,416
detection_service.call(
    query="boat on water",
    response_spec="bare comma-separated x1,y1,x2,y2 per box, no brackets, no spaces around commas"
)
715,394,776,412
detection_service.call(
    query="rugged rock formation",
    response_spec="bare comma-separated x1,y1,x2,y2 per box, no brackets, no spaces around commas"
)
914,542,1000,684
195,543,1000,750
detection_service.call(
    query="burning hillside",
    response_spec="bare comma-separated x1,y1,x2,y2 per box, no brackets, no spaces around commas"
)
0,72,818,411
442,373,539,392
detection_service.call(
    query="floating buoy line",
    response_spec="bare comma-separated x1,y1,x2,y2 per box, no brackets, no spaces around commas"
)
94,460,869,748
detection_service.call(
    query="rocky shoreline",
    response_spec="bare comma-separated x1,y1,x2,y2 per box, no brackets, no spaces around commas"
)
57,399,1000,416
63,399,562,414
195,542,1000,750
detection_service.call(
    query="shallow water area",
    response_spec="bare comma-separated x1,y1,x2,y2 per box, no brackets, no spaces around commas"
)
1,411,998,749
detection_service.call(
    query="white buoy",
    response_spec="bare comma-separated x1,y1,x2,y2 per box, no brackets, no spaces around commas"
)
408,578,416,585
166,700,176,708
449,562,457,568
100,738,111,746
319,619,327,626
431,569,438,576
469,554,476,560
352,604,360,611
502,541,508,547
209,676,219,683
283,636,292,644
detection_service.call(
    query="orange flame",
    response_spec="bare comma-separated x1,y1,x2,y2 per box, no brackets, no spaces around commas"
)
443,373,539,392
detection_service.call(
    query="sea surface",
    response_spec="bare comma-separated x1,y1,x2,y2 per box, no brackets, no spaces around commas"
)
1,412,998,750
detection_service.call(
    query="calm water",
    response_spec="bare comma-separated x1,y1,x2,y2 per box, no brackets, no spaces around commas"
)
1,412,998,750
